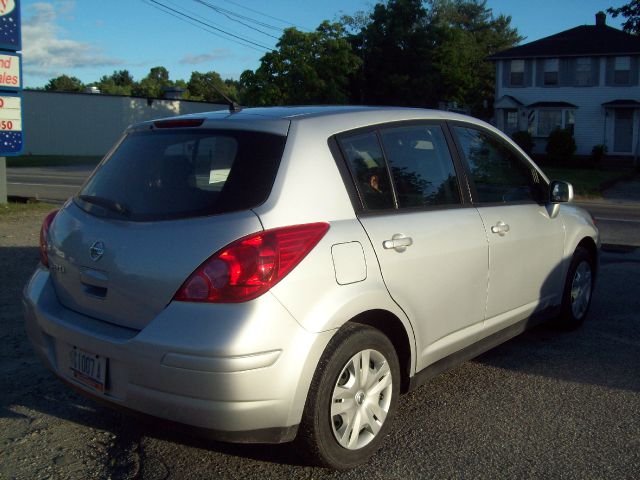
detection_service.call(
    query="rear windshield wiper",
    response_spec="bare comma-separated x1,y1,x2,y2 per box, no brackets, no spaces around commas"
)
78,195,130,216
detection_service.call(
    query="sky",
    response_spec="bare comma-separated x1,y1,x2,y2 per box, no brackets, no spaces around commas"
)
17,0,629,88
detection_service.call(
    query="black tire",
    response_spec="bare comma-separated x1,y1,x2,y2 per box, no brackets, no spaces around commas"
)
296,323,400,470
556,246,595,330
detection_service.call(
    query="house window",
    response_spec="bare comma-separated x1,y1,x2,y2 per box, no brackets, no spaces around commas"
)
576,58,592,86
536,109,576,137
538,110,563,136
614,56,631,85
504,109,519,134
564,110,575,135
543,58,559,85
510,60,525,86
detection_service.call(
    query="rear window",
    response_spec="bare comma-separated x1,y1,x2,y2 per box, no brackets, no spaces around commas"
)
76,129,286,221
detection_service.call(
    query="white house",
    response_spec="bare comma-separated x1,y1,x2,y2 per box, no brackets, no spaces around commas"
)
488,12,640,162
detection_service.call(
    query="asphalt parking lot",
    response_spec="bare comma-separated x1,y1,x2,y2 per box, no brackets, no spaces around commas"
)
1,207,639,480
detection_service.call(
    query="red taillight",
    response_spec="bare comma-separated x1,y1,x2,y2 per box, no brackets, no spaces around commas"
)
39,209,59,268
153,118,204,128
174,222,330,303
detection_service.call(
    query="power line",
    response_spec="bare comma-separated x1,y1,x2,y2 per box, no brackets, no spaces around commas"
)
221,0,310,31
194,0,281,40
143,0,272,52
195,0,286,33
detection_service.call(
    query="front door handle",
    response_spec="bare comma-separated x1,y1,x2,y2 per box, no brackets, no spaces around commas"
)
383,234,413,252
491,221,510,236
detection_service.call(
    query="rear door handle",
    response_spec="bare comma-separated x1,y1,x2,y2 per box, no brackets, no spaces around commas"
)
383,234,413,251
491,221,510,236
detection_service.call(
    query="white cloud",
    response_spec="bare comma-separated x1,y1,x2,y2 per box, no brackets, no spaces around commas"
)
22,1,123,79
180,49,233,65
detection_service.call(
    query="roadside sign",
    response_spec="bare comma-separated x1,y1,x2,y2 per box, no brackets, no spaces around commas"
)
0,0,22,158
0,0,20,51
0,92,21,154
0,52,20,89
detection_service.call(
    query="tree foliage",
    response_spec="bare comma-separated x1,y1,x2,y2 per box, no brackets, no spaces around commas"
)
608,0,640,34
240,21,362,106
187,71,238,102
44,75,84,92
94,69,135,95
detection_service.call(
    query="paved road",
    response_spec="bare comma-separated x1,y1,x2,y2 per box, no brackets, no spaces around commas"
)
6,166,92,203
575,202,640,247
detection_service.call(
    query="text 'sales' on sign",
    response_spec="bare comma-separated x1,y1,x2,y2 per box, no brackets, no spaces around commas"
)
0,0,20,51
0,52,20,88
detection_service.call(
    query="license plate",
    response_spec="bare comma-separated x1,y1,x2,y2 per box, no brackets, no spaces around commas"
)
68,347,107,392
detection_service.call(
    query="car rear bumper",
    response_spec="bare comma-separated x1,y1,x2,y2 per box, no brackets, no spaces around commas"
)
23,267,334,443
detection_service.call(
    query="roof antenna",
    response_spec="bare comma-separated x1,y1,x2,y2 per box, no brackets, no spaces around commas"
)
211,84,243,113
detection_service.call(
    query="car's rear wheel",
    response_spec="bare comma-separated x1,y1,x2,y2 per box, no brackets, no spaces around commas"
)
297,323,400,469
557,246,595,329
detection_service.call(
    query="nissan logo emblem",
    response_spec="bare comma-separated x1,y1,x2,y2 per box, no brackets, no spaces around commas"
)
89,241,105,262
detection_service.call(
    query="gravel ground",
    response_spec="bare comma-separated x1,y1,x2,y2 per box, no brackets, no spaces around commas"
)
1,203,639,479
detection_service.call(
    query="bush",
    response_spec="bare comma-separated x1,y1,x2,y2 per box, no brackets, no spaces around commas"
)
546,128,576,165
511,130,534,156
590,144,607,166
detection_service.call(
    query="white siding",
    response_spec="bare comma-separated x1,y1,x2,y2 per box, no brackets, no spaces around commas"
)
495,58,640,156
22,90,227,156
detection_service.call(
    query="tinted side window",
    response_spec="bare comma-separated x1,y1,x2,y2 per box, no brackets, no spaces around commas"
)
380,125,460,208
339,131,394,211
453,126,543,204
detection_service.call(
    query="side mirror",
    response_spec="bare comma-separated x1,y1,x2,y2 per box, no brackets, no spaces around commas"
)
549,180,574,203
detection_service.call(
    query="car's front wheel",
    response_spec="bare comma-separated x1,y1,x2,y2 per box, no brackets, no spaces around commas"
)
557,246,595,329
297,323,400,469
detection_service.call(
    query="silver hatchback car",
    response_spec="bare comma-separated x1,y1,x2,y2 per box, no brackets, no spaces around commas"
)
24,106,598,469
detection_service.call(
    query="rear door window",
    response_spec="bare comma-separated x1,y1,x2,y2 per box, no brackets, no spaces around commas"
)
379,124,461,208
77,129,286,221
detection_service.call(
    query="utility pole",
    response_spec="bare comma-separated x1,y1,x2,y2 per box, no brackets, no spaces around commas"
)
0,0,24,204
0,156,6,204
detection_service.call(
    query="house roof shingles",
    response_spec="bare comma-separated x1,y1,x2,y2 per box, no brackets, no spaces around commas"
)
487,25,640,60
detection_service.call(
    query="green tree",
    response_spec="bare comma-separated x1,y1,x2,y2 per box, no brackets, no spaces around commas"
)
133,66,173,98
354,0,437,107
44,75,84,92
95,69,135,95
608,0,640,34
430,0,522,115
187,71,238,102
348,0,521,115
240,21,362,106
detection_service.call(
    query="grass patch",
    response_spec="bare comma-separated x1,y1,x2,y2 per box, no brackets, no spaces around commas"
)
7,155,102,168
542,167,634,197
0,200,57,220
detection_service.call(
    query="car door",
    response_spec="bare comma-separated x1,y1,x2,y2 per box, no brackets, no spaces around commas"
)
337,123,489,370
450,123,565,334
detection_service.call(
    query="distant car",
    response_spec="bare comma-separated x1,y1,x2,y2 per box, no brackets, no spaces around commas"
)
24,106,598,469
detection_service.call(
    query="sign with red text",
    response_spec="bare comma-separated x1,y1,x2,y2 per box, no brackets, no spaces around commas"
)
0,93,22,154
0,0,20,52
0,52,20,89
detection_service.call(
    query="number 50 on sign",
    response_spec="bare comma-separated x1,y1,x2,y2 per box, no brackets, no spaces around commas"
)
0,93,23,155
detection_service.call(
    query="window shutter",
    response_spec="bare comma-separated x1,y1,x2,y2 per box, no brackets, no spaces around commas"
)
502,61,510,87
631,56,639,86
591,57,600,86
524,60,533,87
536,59,544,86
605,57,614,86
